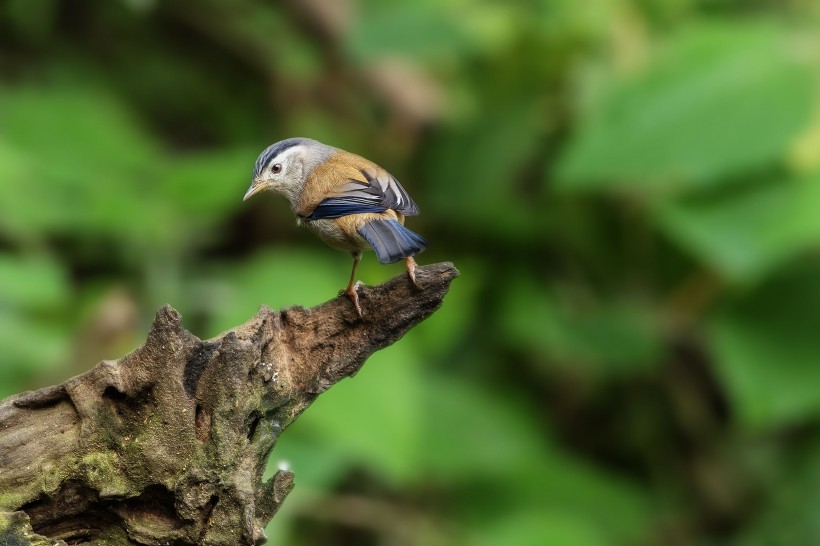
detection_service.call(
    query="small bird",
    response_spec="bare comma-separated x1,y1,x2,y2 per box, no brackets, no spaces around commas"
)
243,137,426,316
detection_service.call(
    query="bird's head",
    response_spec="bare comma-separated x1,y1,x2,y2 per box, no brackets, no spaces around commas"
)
243,137,332,208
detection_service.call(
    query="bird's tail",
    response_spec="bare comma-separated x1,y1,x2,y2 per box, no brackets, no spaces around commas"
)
358,219,427,264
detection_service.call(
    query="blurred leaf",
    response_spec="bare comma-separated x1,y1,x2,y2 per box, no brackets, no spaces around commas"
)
455,2,522,55
654,173,820,282
789,108,820,174
517,459,650,544
347,2,468,63
201,248,345,337
709,261,820,430
283,111,360,154
278,348,423,484
0,140,36,240
539,0,622,41
0,310,68,396
471,510,608,546
557,22,814,190
2,85,159,173
0,251,71,398
403,258,480,356
0,84,171,246
422,375,651,542
420,376,547,480
0,253,69,312
501,275,661,374
425,99,544,238
277,364,651,541
735,440,820,546
2,0,59,44
161,147,253,228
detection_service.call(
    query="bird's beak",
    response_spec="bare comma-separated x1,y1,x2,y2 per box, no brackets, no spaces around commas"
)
243,178,267,202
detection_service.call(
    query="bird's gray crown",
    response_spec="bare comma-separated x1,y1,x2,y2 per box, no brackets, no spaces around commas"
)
253,137,313,180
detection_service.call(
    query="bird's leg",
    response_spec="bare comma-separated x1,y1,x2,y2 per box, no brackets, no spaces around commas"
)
406,256,419,288
345,251,363,317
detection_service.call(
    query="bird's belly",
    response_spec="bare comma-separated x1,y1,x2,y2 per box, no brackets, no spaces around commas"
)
304,219,363,252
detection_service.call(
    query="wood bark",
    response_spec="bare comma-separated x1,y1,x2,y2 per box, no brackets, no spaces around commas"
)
0,262,458,546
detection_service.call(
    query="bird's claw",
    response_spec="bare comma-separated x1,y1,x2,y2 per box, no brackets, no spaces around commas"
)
346,281,364,318
406,257,419,289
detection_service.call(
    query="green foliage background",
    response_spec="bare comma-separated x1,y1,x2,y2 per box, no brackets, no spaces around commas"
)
2,0,820,544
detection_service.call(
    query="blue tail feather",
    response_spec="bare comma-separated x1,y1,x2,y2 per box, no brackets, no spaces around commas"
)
358,219,426,264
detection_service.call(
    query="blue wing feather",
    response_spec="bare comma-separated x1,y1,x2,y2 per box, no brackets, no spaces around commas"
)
305,199,387,220
305,168,419,221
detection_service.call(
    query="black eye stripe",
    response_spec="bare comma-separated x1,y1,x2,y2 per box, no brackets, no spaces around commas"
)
253,138,304,179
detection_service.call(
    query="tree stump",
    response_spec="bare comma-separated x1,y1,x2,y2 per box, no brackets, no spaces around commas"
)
0,262,458,545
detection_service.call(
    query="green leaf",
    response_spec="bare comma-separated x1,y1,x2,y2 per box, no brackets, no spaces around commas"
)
0,85,170,246
501,275,661,374
735,440,820,546
0,140,37,240
471,510,608,546
654,173,820,283
420,376,549,480
422,376,651,542
346,2,469,62
161,148,253,227
279,348,424,484
1,85,159,174
709,261,820,430
425,100,544,238
557,22,814,190
0,311,69,398
276,366,651,542
2,0,59,44
201,248,347,337
403,258,482,356
0,253,70,312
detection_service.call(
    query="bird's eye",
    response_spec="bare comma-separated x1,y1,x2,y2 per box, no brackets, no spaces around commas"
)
271,163,282,174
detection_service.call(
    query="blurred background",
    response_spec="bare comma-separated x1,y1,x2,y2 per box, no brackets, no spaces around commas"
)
1,0,820,544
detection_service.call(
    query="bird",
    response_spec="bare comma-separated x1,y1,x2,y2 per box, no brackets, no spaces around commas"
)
243,137,426,317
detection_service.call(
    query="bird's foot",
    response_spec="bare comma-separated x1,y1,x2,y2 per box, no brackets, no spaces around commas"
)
345,281,364,318
406,257,420,288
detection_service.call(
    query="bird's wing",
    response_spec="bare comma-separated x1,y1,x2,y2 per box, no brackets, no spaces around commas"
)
305,168,420,221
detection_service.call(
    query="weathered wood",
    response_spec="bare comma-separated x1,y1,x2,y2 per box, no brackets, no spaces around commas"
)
0,262,458,545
